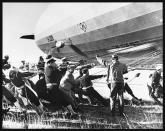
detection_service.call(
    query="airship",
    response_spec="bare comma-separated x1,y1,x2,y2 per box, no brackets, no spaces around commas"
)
21,2,162,67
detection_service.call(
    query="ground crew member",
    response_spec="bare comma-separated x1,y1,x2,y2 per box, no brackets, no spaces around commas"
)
58,57,82,77
37,56,45,79
35,74,48,100
3,55,10,68
147,66,162,105
78,68,108,106
45,55,78,117
58,57,70,77
9,68,44,116
96,55,142,104
2,56,23,113
19,60,26,71
59,65,80,111
96,54,128,116
35,56,70,101
107,54,128,116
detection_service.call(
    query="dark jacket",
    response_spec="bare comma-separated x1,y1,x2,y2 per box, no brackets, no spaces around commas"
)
80,74,105,88
9,70,35,87
45,65,67,85
108,61,128,83
3,72,11,84
37,61,45,70
151,71,161,85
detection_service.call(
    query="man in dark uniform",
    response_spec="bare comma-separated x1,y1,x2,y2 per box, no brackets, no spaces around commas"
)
44,55,78,116
44,55,67,92
96,54,128,116
35,56,69,101
37,56,45,79
148,66,162,105
19,60,26,71
3,55,9,67
78,68,108,106
9,68,44,115
2,55,23,113
107,54,128,116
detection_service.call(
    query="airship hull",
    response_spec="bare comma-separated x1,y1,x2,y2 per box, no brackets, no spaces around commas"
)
35,3,162,63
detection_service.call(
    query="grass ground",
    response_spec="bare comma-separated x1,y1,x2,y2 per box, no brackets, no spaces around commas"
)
2,102,163,129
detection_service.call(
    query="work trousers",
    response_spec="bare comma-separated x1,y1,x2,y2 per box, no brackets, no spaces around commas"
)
35,78,48,100
47,85,70,107
109,82,124,115
3,85,17,104
82,86,107,106
108,82,138,100
147,83,162,104
151,83,162,98
16,85,40,107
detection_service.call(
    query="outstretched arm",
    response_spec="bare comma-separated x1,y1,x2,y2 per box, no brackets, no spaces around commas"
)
75,64,94,79
20,71,36,78
89,75,106,80
76,63,94,70
96,55,109,67
106,65,110,83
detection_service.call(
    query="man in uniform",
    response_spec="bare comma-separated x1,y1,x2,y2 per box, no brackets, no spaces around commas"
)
147,66,163,105
9,68,44,116
59,65,80,111
2,55,23,113
37,56,45,79
96,54,128,116
78,68,108,106
44,55,78,117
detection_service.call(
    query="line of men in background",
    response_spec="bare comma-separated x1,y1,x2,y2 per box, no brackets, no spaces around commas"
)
2,53,163,118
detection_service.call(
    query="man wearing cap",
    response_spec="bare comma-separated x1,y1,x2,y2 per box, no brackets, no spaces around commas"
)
148,66,163,105
96,54,128,116
2,55,24,113
78,68,108,106
35,56,67,102
19,60,26,71
9,68,44,116
37,56,45,79
45,55,78,116
58,57,81,76
3,55,10,68
45,55,67,89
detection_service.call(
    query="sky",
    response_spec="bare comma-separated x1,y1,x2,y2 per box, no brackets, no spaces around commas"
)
3,3,50,65
3,2,131,66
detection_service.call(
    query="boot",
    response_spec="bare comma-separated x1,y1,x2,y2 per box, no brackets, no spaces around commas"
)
37,103,44,116
14,100,26,112
67,105,77,114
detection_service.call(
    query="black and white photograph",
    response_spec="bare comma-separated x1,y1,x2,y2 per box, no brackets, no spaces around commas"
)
2,2,163,129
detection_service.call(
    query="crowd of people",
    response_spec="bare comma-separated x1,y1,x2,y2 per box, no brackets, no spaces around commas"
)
2,53,163,118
